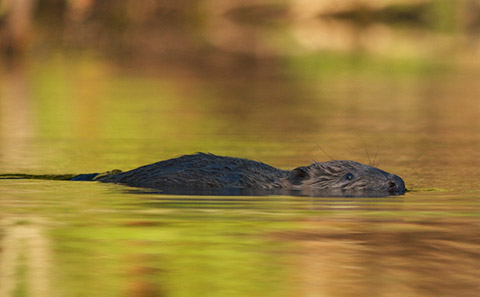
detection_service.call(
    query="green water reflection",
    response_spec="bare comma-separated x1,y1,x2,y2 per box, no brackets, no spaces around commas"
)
1,1,480,295
1,180,480,297
1,53,480,297
1,53,480,296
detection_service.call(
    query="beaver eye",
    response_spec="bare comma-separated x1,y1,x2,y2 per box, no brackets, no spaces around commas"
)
344,173,354,181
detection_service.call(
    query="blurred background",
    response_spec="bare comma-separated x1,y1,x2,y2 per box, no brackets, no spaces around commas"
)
1,2,480,297
1,0,480,189
3,0,480,66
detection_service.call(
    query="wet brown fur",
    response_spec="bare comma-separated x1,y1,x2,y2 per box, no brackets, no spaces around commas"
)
96,153,405,195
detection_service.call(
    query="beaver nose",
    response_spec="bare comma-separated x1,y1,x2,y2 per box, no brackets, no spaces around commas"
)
387,175,406,194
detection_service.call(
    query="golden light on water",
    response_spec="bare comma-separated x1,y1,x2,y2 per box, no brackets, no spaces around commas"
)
1,1,480,297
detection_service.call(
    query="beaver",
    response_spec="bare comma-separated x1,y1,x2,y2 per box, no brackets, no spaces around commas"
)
71,153,406,197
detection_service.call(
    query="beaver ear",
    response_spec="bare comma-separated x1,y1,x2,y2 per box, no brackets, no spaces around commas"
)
289,166,310,185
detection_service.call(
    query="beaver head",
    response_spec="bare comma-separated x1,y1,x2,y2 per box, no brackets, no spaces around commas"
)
287,160,406,196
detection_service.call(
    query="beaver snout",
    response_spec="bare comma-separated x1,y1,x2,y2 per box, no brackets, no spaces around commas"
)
387,175,406,195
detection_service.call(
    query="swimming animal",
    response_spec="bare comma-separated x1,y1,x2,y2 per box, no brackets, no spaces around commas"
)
71,153,406,197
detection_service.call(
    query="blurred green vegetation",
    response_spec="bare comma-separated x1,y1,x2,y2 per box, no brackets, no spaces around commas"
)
1,2,480,297
1,0,479,71
286,52,450,79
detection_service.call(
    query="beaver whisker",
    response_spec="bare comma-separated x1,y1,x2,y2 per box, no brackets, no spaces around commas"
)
315,144,334,161
373,148,379,167
360,138,372,166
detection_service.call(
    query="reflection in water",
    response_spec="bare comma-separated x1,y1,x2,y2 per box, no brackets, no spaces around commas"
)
276,219,480,297
1,181,480,297
1,1,480,297
122,187,401,198
0,65,35,171
0,217,51,297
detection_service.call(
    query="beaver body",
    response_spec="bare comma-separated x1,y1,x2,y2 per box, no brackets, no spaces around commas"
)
76,153,405,196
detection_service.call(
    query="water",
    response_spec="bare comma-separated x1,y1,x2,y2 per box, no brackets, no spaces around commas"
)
1,181,479,297
2,11,480,297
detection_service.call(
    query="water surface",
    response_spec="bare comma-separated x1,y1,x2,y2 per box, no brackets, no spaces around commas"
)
1,12,480,297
